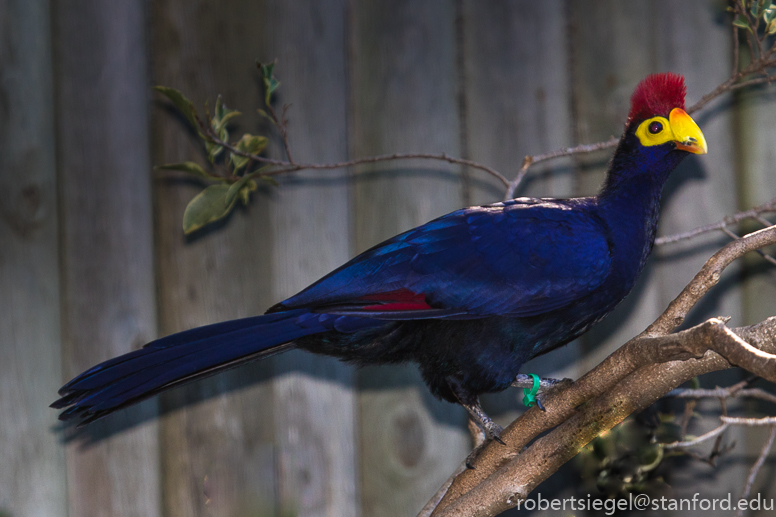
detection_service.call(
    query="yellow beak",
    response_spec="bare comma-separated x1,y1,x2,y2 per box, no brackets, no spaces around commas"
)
669,108,707,155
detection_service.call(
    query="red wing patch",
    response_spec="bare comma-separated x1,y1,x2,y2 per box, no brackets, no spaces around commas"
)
359,289,433,311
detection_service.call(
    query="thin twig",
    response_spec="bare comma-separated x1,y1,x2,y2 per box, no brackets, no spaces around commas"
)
267,102,295,164
266,153,510,187
733,24,740,76
189,43,775,208
712,396,729,464
181,0,776,214
735,425,776,517
738,0,759,61
504,137,619,199
202,125,512,187
721,415,776,425
663,423,730,449
655,198,776,244
686,61,776,114
666,387,776,405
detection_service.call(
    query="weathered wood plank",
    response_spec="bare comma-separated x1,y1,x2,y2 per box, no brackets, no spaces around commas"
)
150,2,278,515
463,0,574,204
52,1,161,516
0,1,68,515
568,0,675,369
461,0,578,431
729,29,776,515
258,2,357,516
649,2,747,505
349,1,469,515
151,1,356,515
570,0,747,507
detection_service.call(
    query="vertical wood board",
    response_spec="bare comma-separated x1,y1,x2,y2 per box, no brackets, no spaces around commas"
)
150,1,279,515
257,2,358,516
349,1,469,515
53,1,161,516
460,0,579,437
0,0,68,515
569,0,748,510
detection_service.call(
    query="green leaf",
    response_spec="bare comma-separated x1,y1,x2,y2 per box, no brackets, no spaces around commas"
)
239,134,268,154
258,61,281,106
206,95,242,155
182,167,274,233
231,154,249,171
257,108,276,125
154,86,200,130
216,110,242,133
156,161,221,180
231,133,268,172
215,94,224,119
766,6,776,24
261,175,279,187
206,140,224,163
183,184,238,234
238,180,258,205
733,14,753,31
752,0,769,17
225,171,258,202
768,18,776,33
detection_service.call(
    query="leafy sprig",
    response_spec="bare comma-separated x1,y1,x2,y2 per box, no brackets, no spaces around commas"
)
155,5,776,241
153,63,279,234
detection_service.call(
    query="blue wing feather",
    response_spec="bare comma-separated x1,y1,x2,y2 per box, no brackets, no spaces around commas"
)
279,198,612,317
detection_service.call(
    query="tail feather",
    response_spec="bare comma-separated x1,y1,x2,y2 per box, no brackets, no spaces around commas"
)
52,309,323,425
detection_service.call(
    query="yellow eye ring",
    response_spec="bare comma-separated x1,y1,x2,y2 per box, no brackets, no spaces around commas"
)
635,116,673,147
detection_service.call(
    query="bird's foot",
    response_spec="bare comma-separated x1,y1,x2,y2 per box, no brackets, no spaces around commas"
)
464,418,505,468
512,374,572,411
511,374,566,390
446,379,507,467
460,399,506,468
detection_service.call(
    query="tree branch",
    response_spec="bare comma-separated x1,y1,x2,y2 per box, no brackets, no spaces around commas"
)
666,386,776,405
434,317,776,517
429,225,776,516
655,197,776,245
735,425,776,517
647,225,776,335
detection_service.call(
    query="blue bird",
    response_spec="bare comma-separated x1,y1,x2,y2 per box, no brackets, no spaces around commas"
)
53,73,707,440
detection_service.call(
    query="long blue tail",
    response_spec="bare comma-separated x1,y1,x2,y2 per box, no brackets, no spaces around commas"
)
52,309,334,425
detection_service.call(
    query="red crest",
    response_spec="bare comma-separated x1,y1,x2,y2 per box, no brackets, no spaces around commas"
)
628,73,686,123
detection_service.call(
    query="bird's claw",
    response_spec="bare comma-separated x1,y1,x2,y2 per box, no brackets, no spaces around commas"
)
464,426,506,468
483,421,505,443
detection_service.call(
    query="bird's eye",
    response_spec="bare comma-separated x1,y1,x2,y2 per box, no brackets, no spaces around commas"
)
648,121,663,134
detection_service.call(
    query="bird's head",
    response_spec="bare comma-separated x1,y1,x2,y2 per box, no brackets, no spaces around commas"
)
605,73,707,192
626,72,707,156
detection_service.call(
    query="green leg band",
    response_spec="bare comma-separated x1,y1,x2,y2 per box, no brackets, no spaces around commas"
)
522,373,540,408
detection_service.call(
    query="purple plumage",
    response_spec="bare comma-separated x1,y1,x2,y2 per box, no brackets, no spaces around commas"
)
53,73,706,440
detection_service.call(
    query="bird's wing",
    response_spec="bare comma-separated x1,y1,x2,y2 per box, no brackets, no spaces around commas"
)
274,198,612,319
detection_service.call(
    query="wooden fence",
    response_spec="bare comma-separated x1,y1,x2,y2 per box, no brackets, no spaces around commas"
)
1,0,775,516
